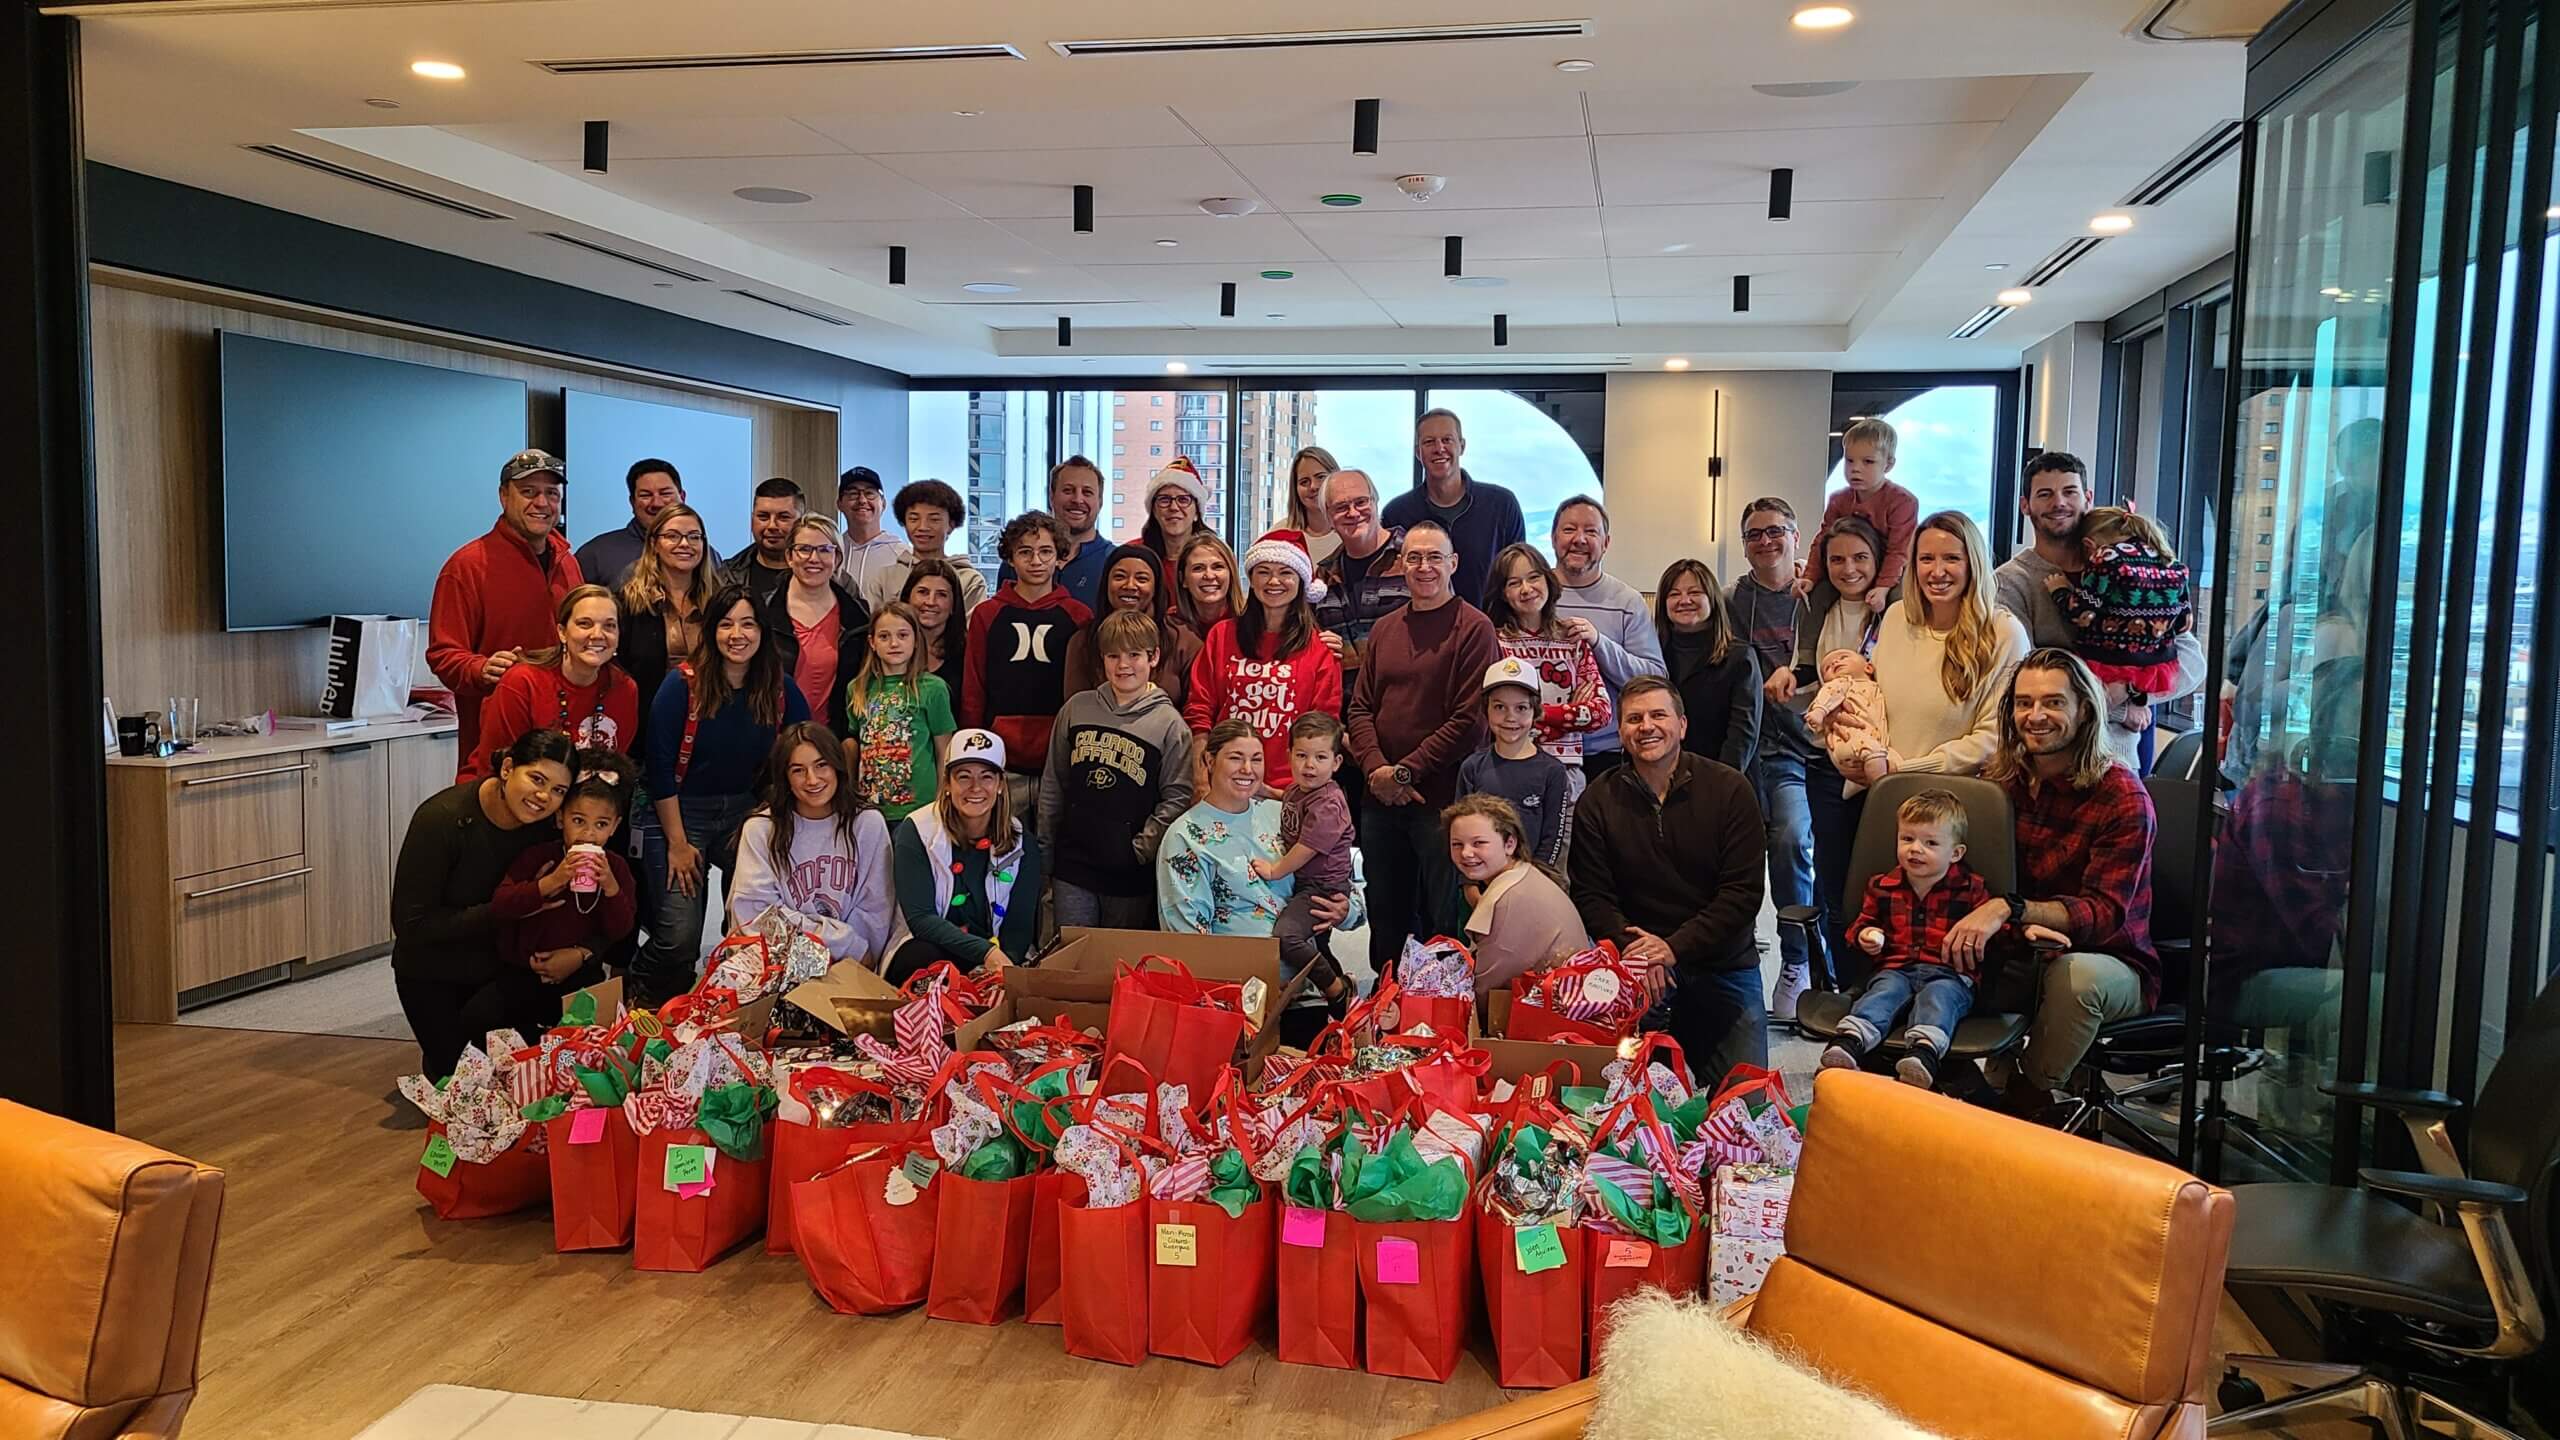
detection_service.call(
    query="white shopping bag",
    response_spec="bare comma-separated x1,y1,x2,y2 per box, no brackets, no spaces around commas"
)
321,614,420,718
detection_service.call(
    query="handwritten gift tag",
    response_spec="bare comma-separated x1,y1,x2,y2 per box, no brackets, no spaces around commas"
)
567,1108,610,1145
1154,1223,1199,1267
420,1134,457,1178
1281,1205,1327,1248
663,1143,708,1190
1515,1224,1567,1274
1375,1236,1421,1285
901,1152,943,1189
1604,1238,1652,1269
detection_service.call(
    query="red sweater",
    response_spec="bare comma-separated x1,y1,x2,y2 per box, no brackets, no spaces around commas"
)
1819,480,1920,592
427,521,583,778
461,661,641,781
1182,617,1345,789
962,582,1093,774
1346,598,1504,807
496,839,638,974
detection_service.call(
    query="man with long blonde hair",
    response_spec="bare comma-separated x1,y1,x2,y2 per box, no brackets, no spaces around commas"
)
1942,648,2160,1116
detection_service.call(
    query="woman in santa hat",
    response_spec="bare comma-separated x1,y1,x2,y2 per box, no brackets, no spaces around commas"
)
1139,456,1210,590
1182,528,1345,793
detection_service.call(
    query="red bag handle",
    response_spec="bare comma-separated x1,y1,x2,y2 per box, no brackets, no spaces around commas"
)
1617,1031,1693,1094
1074,1052,1163,1140
1310,978,1401,1058
790,1064,899,1112
1590,1090,1704,1216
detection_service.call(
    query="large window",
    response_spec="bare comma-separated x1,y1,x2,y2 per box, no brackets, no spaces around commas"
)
906,388,1050,571
1058,386,1229,554
1822,376,2014,537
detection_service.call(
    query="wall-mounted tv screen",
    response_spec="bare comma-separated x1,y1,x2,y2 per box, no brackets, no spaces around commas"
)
216,331,529,631
563,388,756,562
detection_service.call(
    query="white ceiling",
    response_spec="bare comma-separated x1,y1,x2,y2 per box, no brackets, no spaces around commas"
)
68,0,2249,379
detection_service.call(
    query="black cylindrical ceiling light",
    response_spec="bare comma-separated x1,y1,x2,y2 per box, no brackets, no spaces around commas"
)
1767,167,1793,221
1493,313,1509,347
888,245,908,286
1733,274,1752,312
1073,184,1095,234
1353,98,1381,156
1444,234,1463,278
1220,282,1237,318
583,120,610,174
1057,316,1072,347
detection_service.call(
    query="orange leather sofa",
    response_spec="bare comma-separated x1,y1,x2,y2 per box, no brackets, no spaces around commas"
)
1405,1070,2234,1439
0,1100,224,1440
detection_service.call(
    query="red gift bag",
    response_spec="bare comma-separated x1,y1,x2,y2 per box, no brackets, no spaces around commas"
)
1275,1202,1361,1368
416,1123,549,1221
793,1145,941,1314
1354,1216,1476,1382
1147,1195,1275,1366
1585,1228,1707,1364
1502,995,1623,1047
927,1172,1036,1324
1059,1190,1151,1365
1507,943,1645,1045
545,1108,638,1250
768,1068,921,1256
1338,1035,1489,1118
1478,1209,1588,1388
1024,1168,1085,1326
1105,957,1250,1100
633,1124,771,1272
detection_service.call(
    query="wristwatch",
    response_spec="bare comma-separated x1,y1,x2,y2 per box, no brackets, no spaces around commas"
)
1392,763,1415,788
2003,893,2028,929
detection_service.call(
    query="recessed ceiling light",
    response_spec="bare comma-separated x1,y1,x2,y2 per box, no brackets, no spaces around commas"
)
1665,357,1691,370
962,281,1021,294
734,186,812,205
1260,269,1294,281
1983,262,2008,271
952,110,982,117
410,59,466,80
1165,361,1189,374
2320,286,2345,296
1662,242,1693,253
1320,193,1363,207
2089,213,2135,234
1754,80,1860,98
1997,287,2034,305
1154,238,1181,248
363,97,402,110
1792,5,1855,29
1555,58,1597,73
1448,274,1508,288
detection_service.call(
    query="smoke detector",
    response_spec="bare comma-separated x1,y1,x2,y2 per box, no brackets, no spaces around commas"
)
1198,196,1259,218
1396,174,1447,203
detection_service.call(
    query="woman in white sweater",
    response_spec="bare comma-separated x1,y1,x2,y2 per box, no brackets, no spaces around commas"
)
728,721,894,963
1856,512,2028,785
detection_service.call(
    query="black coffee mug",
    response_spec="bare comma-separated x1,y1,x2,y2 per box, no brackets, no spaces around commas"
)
117,713,161,757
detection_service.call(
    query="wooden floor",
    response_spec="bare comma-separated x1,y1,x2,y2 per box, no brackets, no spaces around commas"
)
117,1022,2288,1440
115,1022,1520,1440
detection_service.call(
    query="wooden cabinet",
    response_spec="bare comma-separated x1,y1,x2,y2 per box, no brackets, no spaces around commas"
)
108,721,459,1022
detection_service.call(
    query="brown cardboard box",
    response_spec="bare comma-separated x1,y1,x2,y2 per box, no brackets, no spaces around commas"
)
953,927,1289,1065
1476,989,1625,1096
782,960,908,1040
952,963,1116,1053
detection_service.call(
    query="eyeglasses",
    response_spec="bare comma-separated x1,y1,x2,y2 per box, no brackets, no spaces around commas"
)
790,543,839,560
1404,550,1452,567
658,531,706,548
1741,524,1796,543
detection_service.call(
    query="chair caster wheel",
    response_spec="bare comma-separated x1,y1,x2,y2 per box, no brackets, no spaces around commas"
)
2216,1372,2265,1412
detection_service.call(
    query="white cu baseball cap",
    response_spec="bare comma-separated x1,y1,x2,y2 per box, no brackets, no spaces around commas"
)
1482,657,1540,697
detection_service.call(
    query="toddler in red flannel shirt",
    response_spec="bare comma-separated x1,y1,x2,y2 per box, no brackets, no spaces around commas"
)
1819,790,1993,1087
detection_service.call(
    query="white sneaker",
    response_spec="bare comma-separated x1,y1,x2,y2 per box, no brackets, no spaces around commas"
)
1769,963,1810,1023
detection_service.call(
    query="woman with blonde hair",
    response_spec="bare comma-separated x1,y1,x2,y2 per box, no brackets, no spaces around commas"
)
1287,445,1343,563
616,503,718,763
1862,510,2028,781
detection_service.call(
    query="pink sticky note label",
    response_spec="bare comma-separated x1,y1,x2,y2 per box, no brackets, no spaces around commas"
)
675,1178,715,1200
1281,1205,1327,1248
1605,1239,1652,1269
1375,1237,1421,1285
567,1108,609,1145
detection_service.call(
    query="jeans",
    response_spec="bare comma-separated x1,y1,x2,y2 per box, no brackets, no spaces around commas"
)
1803,754,1868,979
1360,796,1464,979
1754,744,1819,976
1658,964,1769,1089
1840,964,1974,1056
634,791,752,1001
1050,880,1152,932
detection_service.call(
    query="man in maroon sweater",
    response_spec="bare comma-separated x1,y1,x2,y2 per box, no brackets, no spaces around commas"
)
427,449,584,778
1346,519,1503,978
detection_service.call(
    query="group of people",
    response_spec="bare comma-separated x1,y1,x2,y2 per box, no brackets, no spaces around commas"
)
390,407,2199,1123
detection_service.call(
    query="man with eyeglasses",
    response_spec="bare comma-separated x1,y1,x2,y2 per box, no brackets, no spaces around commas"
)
1729,496,1824,1021
1312,469,1411,686
719,476,806,610
428,448,587,778
573,458,714,590
1347,519,1504,979
1549,494,1665,781
833,465,906,606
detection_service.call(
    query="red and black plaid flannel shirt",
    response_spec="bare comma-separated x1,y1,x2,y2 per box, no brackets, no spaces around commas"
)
2004,763,2160,1009
1851,862,1993,978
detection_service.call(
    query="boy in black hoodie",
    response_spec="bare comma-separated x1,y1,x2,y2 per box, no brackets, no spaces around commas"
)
965,510,1094,825
1040,610,1196,928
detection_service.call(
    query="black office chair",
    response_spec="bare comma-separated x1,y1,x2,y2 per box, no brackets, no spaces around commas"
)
2209,976,2560,1437
1775,773,2030,1083
2156,725,2207,783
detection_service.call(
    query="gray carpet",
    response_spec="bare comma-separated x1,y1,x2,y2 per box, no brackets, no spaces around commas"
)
176,954,411,1041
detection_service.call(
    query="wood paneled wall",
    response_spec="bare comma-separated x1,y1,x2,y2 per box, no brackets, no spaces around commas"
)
91,276,839,718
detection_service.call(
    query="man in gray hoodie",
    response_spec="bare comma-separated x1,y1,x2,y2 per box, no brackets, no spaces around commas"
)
1551,495,1667,781
1040,609,1197,928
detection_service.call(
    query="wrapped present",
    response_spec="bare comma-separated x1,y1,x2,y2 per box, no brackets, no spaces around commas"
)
398,1030,535,1163
1709,1230,1787,1306
706,905,834,1006
1714,1161,1795,1241
1508,942,1647,1043
1699,1065,1800,1169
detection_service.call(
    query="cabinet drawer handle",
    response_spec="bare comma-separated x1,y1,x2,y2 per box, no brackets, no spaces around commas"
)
183,866,313,900
179,763,312,787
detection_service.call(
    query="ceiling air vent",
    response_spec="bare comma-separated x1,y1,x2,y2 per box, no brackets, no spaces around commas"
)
2121,122,2243,207
541,232,710,284
725,290,854,327
1951,303,2014,340
2022,236,2107,289
244,144,508,219
533,43,1024,75
2136,0,2291,42
1051,20,1588,58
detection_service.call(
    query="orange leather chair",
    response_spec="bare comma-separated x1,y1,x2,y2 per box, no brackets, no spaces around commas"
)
0,1100,224,1440
1405,1070,2234,1440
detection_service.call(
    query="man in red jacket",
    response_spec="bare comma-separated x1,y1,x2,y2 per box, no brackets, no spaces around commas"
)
427,449,584,777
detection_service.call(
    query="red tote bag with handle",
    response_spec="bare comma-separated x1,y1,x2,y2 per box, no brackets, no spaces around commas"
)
415,1123,550,1221
768,1067,921,1256
926,1068,1045,1324
792,1143,941,1314
1276,1200,1362,1369
633,1124,771,1272
1058,1120,1160,1367
1146,1196,1274,1366
1025,1169,1085,1326
1354,1215,1477,1382
1104,956,1249,1101
545,1107,638,1251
